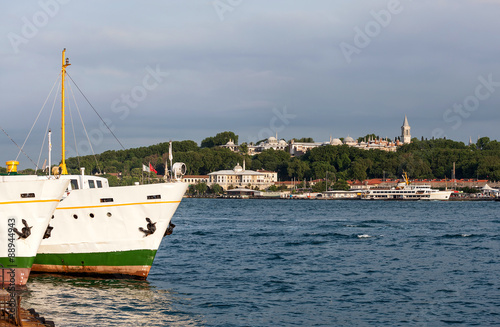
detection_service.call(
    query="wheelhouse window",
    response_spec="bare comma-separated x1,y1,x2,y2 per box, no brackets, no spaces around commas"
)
96,180,102,188
89,180,95,188
70,179,79,190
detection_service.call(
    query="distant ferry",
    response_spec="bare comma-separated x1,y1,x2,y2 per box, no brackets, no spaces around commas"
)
361,173,453,201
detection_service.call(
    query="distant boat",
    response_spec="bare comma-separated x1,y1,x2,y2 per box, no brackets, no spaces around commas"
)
0,161,69,286
361,172,453,201
32,49,188,279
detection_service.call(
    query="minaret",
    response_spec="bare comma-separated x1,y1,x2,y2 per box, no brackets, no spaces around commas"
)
401,115,411,144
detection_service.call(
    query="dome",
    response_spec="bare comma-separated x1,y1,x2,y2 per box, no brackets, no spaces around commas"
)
226,139,235,145
278,139,287,146
344,136,355,143
331,138,342,145
233,163,243,173
267,136,278,144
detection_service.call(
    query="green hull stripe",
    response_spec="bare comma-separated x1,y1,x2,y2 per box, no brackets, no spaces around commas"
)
34,249,157,267
0,257,34,269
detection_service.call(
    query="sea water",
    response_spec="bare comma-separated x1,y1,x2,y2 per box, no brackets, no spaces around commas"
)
24,199,500,326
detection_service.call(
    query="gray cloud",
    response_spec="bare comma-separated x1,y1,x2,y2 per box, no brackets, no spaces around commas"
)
1,0,499,168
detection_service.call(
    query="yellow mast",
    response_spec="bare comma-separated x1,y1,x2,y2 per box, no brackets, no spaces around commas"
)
60,48,71,174
403,171,410,185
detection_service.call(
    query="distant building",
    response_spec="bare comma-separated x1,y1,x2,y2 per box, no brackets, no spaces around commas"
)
220,139,239,152
257,170,278,183
353,137,398,152
247,135,288,155
207,162,276,190
287,116,409,156
289,140,325,156
401,115,411,144
182,175,209,185
224,116,410,156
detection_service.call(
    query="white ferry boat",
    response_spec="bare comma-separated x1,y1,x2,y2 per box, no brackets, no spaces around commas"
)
32,49,188,279
0,161,69,286
361,173,453,201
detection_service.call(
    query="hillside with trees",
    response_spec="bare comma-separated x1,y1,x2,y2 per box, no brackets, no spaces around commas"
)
27,132,499,187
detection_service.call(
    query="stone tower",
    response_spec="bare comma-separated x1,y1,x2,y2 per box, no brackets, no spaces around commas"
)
401,115,411,144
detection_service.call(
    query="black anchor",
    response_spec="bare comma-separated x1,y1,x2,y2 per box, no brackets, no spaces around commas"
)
139,217,156,236
13,219,32,239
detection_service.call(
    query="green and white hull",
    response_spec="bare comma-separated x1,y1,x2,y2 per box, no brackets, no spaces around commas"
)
0,176,69,286
33,181,187,279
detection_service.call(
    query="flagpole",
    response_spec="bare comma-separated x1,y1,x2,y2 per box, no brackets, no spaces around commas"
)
168,140,174,177
48,129,52,176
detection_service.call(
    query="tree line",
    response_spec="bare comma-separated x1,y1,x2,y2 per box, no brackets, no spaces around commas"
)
17,131,498,187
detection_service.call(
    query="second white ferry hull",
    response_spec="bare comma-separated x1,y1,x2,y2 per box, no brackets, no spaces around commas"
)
32,182,187,279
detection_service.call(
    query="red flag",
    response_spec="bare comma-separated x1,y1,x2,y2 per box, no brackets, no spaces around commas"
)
149,163,157,174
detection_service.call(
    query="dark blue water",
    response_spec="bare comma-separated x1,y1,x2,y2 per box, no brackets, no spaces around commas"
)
25,199,500,326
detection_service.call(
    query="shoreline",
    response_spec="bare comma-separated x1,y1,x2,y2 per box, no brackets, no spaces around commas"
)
185,195,499,201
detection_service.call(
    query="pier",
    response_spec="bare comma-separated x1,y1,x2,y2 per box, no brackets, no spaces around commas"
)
0,290,54,327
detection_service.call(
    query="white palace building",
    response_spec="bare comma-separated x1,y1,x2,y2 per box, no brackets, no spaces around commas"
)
207,162,278,190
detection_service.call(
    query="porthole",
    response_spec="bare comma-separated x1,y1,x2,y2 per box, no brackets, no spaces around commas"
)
107,212,112,217
89,213,95,218
51,215,54,219
73,214,78,219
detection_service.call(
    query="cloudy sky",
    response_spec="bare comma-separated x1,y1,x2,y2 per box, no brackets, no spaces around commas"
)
2,1,500,169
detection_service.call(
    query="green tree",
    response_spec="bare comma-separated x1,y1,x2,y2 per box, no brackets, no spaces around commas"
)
200,137,215,148
357,134,379,143
210,183,223,194
267,185,278,192
287,158,310,180
292,137,314,143
350,161,367,181
201,131,238,148
477,137,490,150
332,179,350,190
310,161,336,180
195,182,208,194
239,142,248,154
106,175,120,186
312,181,332,192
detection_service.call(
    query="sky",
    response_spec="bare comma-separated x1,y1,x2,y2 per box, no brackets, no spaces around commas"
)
2,0,500,169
